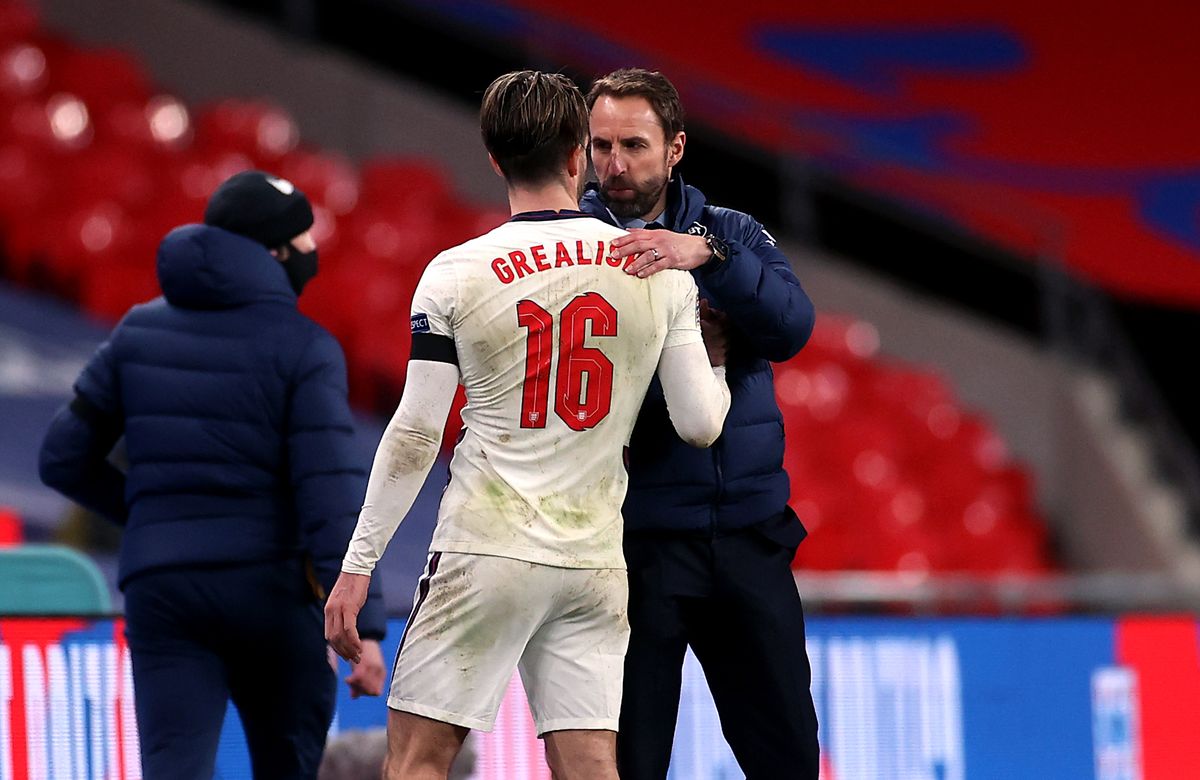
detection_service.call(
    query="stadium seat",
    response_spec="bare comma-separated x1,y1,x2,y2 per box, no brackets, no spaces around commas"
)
0,142,53,243
0,544,112,614
359,157,453,211
79,245,161,322
3,92,93,151
95,93,193,153
0,0,38,44
48,47,152,114
57,145,163,215
278,147,360,216
0,40,49,100
194,98,299,165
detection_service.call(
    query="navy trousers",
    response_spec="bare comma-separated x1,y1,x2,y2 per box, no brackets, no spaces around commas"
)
617,512,820,780
123,558,336,780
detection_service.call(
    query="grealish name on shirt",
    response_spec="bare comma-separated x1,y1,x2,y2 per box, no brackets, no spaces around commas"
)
490,240,629,285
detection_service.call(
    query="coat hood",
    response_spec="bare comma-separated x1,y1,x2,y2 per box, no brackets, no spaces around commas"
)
156,224,297,310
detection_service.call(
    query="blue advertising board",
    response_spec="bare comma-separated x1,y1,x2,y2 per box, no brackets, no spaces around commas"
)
5,615,1195,779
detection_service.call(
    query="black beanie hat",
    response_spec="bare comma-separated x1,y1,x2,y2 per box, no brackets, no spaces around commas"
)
203,170,314,248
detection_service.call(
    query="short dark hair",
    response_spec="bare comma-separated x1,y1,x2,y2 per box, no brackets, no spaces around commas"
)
480,70,588,185
586,68,685,140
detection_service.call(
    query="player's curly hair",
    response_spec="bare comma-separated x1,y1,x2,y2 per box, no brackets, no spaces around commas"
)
586,68,685,141
480,70,589,186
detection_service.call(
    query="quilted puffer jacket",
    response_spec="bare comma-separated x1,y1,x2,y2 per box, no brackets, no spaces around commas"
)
39,224,385,637
581,177,815,540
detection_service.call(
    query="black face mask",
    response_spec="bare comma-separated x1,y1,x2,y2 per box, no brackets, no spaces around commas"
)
284,243,318,296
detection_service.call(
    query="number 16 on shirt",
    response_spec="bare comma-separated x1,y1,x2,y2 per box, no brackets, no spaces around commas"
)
516,291,617,431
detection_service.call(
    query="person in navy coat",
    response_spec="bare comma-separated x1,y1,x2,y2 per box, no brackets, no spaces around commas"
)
39,171,387,780
581,69,821,780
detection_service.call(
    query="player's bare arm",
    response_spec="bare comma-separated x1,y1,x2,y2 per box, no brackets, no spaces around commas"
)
327,359,461,662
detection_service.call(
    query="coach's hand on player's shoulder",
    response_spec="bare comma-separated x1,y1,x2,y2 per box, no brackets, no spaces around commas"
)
344,639,386,698
325,571,370,663
613,228,711,278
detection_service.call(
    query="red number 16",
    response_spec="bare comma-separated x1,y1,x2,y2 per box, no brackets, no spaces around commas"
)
516,292,617,431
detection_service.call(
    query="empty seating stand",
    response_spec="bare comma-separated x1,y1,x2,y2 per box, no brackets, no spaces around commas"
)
777,315,1054,576
0,0,1058,579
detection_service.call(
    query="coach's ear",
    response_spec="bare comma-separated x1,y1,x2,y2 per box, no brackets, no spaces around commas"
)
487,153,504,179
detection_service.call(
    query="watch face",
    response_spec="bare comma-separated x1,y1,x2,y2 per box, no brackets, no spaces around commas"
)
708,235,729,262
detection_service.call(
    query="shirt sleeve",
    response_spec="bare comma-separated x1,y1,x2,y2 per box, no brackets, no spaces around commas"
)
341,359,461,575
409,256,457,340
38,331,128,523
698,215,814,362
662,271,703,350
657,342,730,448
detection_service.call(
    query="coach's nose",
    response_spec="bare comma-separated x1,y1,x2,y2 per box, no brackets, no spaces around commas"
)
607,150,627,177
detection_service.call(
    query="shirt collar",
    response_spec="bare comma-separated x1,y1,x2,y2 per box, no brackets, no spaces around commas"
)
617,212,665,231
508,209,589,223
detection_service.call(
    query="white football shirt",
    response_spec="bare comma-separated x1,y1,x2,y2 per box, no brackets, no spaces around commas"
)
411,212,701,569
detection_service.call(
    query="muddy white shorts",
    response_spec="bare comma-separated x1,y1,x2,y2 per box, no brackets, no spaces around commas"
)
387,551,629,735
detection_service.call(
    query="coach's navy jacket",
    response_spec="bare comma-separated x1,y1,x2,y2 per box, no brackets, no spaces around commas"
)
581,177,815,541
39,225,386,638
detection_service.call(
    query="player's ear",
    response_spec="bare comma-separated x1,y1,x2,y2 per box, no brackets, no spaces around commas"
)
566,144,586,179
487,154,505,179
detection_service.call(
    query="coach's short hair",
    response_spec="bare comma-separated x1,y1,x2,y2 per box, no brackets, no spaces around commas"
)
480,70,589,186
586,68,685,141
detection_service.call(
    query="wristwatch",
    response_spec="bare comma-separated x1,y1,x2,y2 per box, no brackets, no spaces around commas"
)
705,234,730,267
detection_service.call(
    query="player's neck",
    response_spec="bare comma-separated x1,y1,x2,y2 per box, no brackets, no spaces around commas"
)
506,179,580,217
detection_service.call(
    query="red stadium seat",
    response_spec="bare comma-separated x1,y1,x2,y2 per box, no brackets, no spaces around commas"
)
79,250,160,323
194,99,298,165
48,47,152,114
805,312,881,360
359,157,453,210
301,253,420,409
173,145,255,204
338,205,445,270
3,92,93,151
95,94,194,154
470,205,511,234
353,309,412,411
0,40,49,101
775,359,854,427
0,0,38,45
0,141,53,227
3,206,65,286
59,145,165,215
42,200,152,297
277,148,360,216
